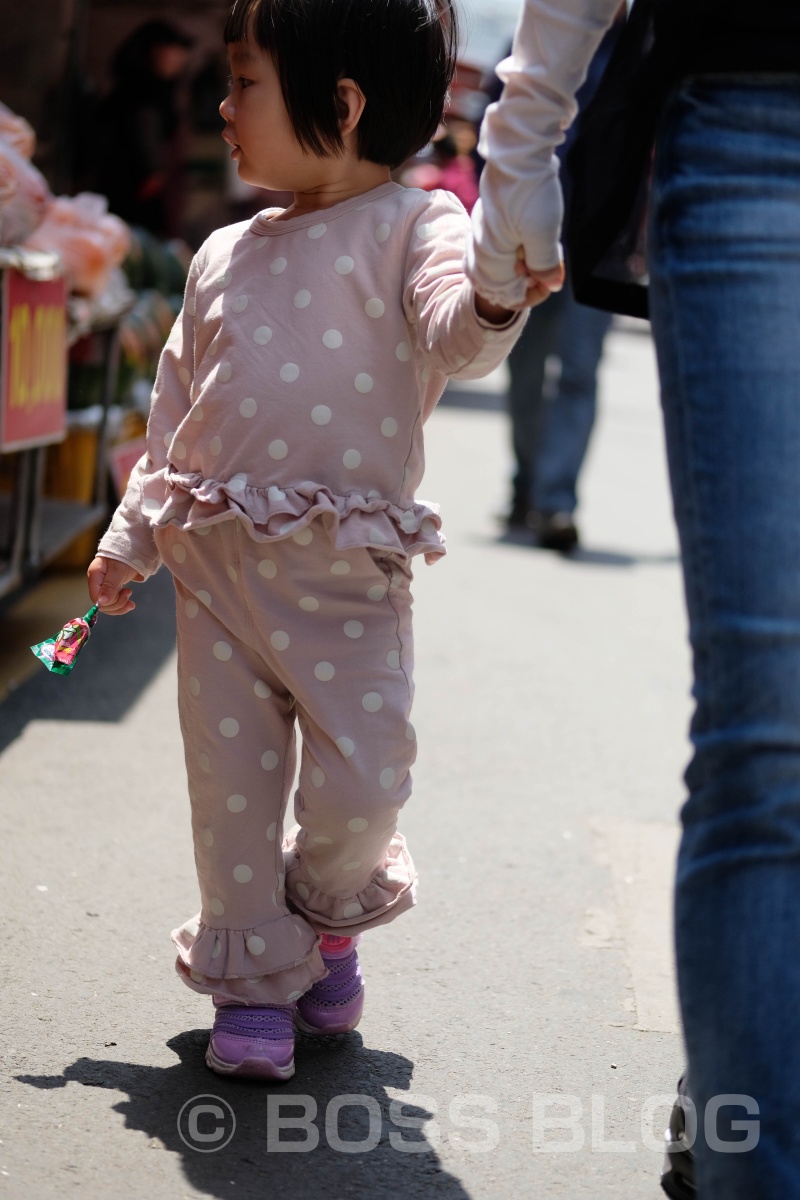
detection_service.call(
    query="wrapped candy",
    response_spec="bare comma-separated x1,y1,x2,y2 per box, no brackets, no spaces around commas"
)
30,605,99,676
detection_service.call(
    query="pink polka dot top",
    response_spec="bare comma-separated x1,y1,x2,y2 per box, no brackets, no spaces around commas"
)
99,182,524,577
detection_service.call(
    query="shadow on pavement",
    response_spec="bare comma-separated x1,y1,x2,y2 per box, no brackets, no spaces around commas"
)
17,1030,472,1200
438,387,505,413
0,570,177,755
485,531,679,568
570,546,679,567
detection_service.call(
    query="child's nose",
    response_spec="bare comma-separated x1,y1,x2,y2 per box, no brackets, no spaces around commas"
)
219,93,235,122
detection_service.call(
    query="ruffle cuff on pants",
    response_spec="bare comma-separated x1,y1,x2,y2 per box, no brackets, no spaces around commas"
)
283,831,417,935
171,910,326,1007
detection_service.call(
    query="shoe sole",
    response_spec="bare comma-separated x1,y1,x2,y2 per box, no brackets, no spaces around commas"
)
661,1163,695,1199
205,1043,295,1080
295,1013,362,1036
539,535,578,553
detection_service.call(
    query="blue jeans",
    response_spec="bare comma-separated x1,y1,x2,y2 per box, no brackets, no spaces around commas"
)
650,78,800,1197
506,281,611,514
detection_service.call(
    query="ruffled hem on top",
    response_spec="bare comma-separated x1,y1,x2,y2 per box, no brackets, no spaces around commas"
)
155,470,446,561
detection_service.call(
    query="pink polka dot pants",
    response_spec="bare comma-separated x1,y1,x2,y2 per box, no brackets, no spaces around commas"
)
157,518,417,1007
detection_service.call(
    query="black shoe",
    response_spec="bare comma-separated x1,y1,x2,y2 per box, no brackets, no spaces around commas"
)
501,496,535,532
535,510,579,553
661,1074,696,1199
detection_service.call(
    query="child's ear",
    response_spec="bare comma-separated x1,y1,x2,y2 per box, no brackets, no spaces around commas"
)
336,77,366,137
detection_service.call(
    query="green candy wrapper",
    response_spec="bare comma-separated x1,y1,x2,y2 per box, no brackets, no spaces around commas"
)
30,605,100,676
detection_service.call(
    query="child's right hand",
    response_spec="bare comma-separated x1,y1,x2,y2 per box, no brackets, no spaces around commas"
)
514,249,565,308
87,555,143,616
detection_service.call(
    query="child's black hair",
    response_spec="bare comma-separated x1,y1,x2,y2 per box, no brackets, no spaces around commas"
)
224,0,458,169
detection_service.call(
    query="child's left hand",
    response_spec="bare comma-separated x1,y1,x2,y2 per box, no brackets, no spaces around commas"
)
87,555,143,616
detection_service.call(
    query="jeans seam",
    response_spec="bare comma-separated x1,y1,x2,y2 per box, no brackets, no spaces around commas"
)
652,92,718,743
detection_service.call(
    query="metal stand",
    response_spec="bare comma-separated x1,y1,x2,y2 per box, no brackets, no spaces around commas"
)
0,451,33,598
0,318,124,601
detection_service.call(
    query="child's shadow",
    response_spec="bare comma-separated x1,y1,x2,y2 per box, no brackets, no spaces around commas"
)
17,1030,473,1200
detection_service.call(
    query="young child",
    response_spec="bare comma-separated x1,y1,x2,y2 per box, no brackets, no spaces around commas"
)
88,0,535,1081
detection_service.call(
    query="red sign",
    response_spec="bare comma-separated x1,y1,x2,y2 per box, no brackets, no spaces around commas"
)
1,270,67,451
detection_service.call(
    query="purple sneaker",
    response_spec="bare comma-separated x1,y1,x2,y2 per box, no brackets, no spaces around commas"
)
295,935,364,1036
206,1004,295,1080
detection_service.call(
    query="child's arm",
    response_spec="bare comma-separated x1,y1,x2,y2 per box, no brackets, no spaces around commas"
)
91,249,205,602
402,191,530,392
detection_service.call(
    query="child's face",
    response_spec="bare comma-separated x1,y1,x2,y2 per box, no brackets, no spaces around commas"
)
221,42,315,191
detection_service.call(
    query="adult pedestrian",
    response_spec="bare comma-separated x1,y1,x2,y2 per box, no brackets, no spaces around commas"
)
469,0,800,1195
97,21,193,238
498,19,621,549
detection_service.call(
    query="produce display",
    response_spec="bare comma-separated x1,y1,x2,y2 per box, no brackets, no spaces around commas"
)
0,132,50,247
0,102,36,158
0,100,131,297
26,193,131,299
0,97,187,585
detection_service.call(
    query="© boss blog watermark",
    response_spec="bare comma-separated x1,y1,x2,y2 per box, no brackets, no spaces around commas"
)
178,1092,499,1154
178,1095,237,1153
532,1093,759,1154
176,1091,760,1155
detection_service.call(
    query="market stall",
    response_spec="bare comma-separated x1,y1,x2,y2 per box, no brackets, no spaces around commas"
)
0,253,136,599
0,249,67,596
0,102,139,599
0,0,223,602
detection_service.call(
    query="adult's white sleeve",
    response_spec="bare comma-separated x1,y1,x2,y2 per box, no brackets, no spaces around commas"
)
466,0,621,308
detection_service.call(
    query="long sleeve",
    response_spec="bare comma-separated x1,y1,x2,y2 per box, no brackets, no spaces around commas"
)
97,183,527,573
402,189,524,414
97,250,204,578
466,0,620,308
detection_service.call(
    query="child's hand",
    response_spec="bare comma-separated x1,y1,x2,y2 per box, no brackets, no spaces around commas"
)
473,250,565,323
87,556,143,616
514,249,565,308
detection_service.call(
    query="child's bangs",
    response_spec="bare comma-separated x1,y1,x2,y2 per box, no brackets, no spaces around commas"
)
224,0,277,49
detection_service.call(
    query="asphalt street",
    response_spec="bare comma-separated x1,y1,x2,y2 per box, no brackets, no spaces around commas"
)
0,321,689,1199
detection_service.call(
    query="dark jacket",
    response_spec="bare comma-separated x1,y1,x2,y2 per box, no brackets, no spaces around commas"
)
655,0,800,79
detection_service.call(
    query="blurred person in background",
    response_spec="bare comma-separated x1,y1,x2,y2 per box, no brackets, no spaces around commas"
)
493,13,623,550
401,117,480,213
98,20,194,238
470,0,800,1196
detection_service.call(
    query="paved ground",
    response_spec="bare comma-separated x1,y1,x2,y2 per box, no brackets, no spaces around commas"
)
0,322,690,1199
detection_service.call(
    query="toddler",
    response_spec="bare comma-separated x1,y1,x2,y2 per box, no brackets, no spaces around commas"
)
89,0,531,1080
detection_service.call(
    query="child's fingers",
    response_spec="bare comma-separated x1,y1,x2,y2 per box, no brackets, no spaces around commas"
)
87,556,107,605
540,263,565,292
524,279,557,308
98,589,136,616
87,555,139,615
515,247,565,295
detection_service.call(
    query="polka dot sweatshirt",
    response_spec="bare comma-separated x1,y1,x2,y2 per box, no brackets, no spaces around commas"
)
98,182,524,577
